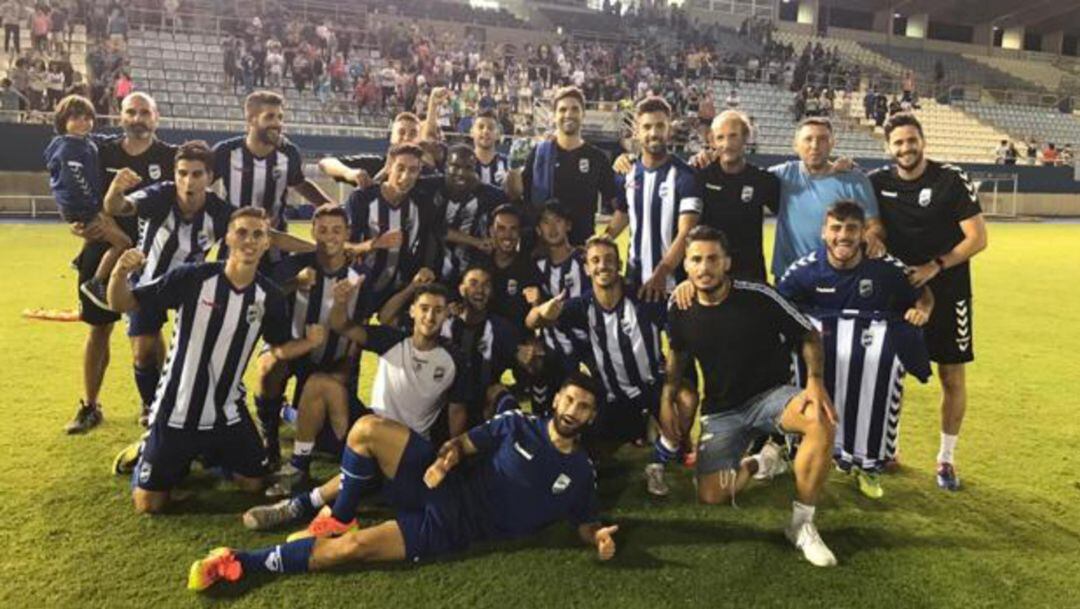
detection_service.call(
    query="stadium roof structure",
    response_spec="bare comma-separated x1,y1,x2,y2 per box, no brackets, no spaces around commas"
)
822,0,1080,35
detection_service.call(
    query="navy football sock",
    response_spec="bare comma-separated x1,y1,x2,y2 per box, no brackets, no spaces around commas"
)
133,365,160,406
236,537,315,575
331,445,378,523
255,395,284,450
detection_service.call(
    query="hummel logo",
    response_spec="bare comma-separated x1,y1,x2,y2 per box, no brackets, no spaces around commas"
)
513,442,534,461
815,287,836,293
706,183,723,191
880,190,898,198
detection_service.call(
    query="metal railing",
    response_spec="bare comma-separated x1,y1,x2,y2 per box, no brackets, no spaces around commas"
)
0,195,59,218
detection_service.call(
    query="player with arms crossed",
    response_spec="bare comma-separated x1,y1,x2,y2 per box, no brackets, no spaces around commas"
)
187,373,616,592
667,226,838,566
106,208,327,513
869,113,988,491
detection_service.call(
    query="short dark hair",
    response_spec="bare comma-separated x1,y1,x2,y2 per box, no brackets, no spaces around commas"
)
174,140,214,171
460,262,493,282
883,112,924,140
446,143,476,162
387,143,424,161
489,203,521,226
635,96,672,117
825,200,866,224
539,198,572,223
412,282,450,304
312,203,349,225
560,370,600,402
53,94,95,134
584,235,619,259
229,206,269,226
393,111,420,125
552,86,586,110
244,90,284,116
797,116,833,134
685,225,731,255
473,108,498,123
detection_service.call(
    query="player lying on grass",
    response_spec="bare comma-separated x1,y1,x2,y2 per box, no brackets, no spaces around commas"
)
106,207,326,514
188,371,617,592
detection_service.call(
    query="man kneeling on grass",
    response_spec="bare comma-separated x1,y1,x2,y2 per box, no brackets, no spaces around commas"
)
187,371,617,591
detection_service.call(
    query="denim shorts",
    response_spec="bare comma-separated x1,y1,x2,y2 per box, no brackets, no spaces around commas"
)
696,384,799,475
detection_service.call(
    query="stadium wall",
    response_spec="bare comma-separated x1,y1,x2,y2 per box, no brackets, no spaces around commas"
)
5,126,1077,216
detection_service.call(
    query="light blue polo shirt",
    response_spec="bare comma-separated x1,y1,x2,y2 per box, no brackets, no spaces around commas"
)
768,160,879,280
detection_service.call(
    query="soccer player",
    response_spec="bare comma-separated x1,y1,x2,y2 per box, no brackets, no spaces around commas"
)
187,373,616,592
777,201,934,498
534,199,590,375
527,236,690,497
342,143,439,307
519,86,617,246
485,204,542,331
697,110,780,282
106,208,326,514
213,90,333,231
255,204,371,478
471,108,510,188
102,141,233,427
868,113,988,491
604,96,702,301
666,225,838,566
317,111,424,187
434,144,507,285
769,117,885,281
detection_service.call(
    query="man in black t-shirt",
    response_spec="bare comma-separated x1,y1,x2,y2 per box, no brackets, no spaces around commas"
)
696,110,780,282
483,204,541,331
317,112,439,187
66,92,178,435
666,226,839,567
869,113,988,492
519,87,617,246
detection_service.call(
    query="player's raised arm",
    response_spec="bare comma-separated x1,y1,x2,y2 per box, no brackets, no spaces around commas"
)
376,268,435,326
269,229,316,253
577,522,618,561
102,168,143,216
106,248,147,312
328,275,368,344
525,290,567,330
291,178,333,207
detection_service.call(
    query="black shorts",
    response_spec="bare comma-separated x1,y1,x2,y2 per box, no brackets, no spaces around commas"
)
390,431,472,562
75,215,138,326
925,296,974,364
586,383,662,445
134,414,268,492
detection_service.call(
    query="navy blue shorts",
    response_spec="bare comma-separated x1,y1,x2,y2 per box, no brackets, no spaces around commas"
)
586,383,662,445
389,431,472,562
134,414,268,492
126,306,168,337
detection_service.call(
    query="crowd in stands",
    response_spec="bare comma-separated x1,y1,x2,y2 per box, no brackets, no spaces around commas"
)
996,138,1074,166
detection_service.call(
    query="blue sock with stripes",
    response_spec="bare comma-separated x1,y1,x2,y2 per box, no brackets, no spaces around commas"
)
652,435,681,465
330,445,378,523
236,537,315,575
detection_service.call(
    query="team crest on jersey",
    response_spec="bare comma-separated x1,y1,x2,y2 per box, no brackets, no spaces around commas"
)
658,182,671,200
562,275,576,292
551,473,571,494
434,366,447,381
620,316,636,336
860,328,875,348
918,188,933,207
148,164,162,180
858,279,874,298
138,461,152,483
507,279,519,296
579,158,590,173
272,167,283,179
246,301,265,324
741,185,754,202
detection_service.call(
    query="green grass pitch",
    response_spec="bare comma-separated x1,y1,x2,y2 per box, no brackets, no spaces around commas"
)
1,221,1079,608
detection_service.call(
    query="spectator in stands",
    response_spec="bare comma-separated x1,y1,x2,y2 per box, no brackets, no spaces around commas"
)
1026,137,1039,165
1,0,22,55
1041,142,1059,166
901,70,916,102
113,70,132,114
292,52,310,96
28,59,45,111
45,59,64,109
106,7,127,52
49,2,68,53
30,5,49,53
266,41,285,88
0,76,25,121
934,59,945,84
329,52,346,93
863,87,875,120
223,38,238,91
725,88,740,109
8,56,28,111
888,95,902,117
162,0,181,31
1062,144,1074,166
1005,141,1018,165
873,93,887,127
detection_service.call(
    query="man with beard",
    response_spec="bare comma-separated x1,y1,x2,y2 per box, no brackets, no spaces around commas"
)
696,110,780,282
317,111,427,188
518,86,617,246
65,92,177,434
665,225,838,566
604,96,701,302
485,204,541,332
471,108,509,188
868,113,987,491
769,117,884,282
434,145,507,285
106,208,325,514
188,372,615,592
777,201,934,499
213,91,333,232
527,237,693,497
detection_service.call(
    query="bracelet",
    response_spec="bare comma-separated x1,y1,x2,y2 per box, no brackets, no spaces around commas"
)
934,256,946,270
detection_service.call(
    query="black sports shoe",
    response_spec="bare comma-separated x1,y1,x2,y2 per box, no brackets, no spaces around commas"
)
79,277,110,311
65,400,103,434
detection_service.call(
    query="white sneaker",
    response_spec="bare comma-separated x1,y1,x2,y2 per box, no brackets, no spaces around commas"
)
785,522,837,567
753,441,789,480
643,463,670,497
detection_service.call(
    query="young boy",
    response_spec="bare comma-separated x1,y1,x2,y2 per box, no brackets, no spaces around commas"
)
45,94,135,310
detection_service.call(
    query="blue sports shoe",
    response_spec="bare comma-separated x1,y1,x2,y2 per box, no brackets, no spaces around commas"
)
936,462,960,491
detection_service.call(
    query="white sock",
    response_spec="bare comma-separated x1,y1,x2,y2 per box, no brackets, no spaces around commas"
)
791,501,815,530
938,433,958,464
292,441,314,458
309,487,326,509
659,434,679,453
749,454,765,475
